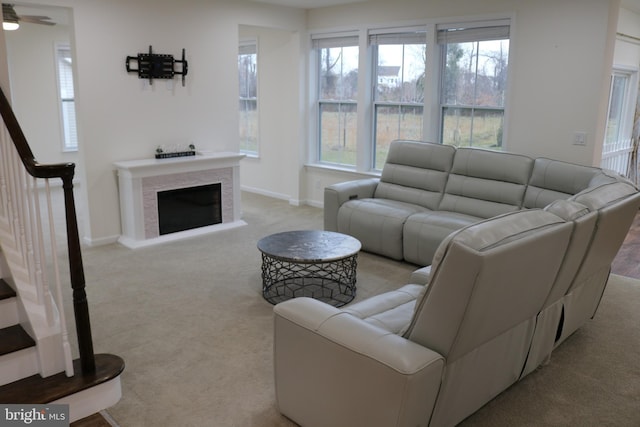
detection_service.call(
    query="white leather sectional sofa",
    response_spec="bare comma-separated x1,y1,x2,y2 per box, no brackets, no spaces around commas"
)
324,140,623,266
272,140,640,427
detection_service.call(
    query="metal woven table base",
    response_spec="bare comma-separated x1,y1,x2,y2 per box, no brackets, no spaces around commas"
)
261,253,357,307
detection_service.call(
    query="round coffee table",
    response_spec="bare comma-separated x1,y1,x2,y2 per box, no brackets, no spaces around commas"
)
257,230,361,307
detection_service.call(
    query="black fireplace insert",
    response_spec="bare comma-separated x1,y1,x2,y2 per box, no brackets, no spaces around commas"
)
157,183,222,235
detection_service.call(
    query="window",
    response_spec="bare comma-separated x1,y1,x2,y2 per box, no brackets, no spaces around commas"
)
605,72,631,145
239,40,258,155
438,22,510,149
310,19,510,172
314,36,359,167
371,30,427,169
601,68,638,176
55,44,77,152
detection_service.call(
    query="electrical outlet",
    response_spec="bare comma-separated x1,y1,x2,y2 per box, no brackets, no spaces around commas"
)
573,131,587,146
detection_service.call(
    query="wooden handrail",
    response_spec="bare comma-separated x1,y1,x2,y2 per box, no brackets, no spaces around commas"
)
0,87,74,180
0,85,96,374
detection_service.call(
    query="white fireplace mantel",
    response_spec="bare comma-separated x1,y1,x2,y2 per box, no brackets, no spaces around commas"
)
114,152,246,248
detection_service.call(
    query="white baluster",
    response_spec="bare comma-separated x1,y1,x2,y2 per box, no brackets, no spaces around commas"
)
45,179,74,377
31,176,54,324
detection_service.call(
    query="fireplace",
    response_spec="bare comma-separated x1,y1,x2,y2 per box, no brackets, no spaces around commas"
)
157,183,222,235
114,152,245,248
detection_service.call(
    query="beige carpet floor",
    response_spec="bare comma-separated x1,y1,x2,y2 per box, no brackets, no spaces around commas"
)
64,192,640,426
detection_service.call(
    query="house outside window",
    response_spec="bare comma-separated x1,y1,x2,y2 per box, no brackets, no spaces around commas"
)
239,40,258,156
55,44,77,152
371,30,427,169
314,35,359,167
438,22,510,149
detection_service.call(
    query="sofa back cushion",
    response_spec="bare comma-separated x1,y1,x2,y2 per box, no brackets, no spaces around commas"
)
556,181,640,343
541,199,596,305
438,147,533,218
374,140,456,210
567,181,640,291
518,199,597,378
523,158,617,209
404,209,573,426
405,209,571,359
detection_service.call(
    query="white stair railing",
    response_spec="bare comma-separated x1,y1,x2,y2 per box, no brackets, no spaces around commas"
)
601,138,634,177
0,105,75,377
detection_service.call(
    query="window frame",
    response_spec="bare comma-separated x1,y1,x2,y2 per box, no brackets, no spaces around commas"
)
437,21,510,149
309,16,512,173
238,38,259,157
54,42,78,153
604,67,638,146
312,34,360,168
370,28,428,170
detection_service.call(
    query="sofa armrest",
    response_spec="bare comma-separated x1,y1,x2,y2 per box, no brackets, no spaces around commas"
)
324,178,380,231
274,297,444,427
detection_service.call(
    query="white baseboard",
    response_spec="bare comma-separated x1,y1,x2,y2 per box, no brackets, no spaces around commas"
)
240,186,322,208
82,235,120,247
305,200,323,209
241,186,290,202
117,220,247,249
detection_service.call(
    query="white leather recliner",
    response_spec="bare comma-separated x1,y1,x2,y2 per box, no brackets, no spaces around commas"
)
556,181,640,345
274,209,575,427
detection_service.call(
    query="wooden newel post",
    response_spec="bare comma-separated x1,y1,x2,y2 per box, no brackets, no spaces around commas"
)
61,173,96,374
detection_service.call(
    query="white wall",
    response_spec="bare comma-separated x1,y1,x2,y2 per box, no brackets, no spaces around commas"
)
5,21,78,166
2,0,624,244
9,0,305,245
238,25,304,203
615,7,640,67
303,0,620,204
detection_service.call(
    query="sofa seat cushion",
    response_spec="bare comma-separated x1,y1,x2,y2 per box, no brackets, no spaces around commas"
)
410,265,432,285
402,210,482,266
343,284,424,334
337,198,429,260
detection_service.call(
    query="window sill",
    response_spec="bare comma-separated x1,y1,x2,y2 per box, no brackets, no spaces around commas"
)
304,163,380,178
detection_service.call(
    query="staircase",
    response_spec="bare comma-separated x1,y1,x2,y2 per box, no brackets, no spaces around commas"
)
0,278,37,384
0,84,124,423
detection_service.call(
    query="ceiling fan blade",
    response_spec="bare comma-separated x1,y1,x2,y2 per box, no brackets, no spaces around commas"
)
19,15,55,25
2,4,19,21
20,15,51,20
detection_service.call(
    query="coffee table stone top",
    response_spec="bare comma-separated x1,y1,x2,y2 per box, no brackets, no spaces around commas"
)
257,230,361,262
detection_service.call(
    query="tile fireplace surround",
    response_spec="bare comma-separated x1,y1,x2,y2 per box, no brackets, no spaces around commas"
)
114,152,246,248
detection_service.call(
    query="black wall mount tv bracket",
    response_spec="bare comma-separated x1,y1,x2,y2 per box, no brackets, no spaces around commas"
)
126,46,188,86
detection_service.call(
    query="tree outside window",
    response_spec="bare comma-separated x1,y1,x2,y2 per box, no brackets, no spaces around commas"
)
311,21,510,172
439,25,509,149
315,37,359,167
